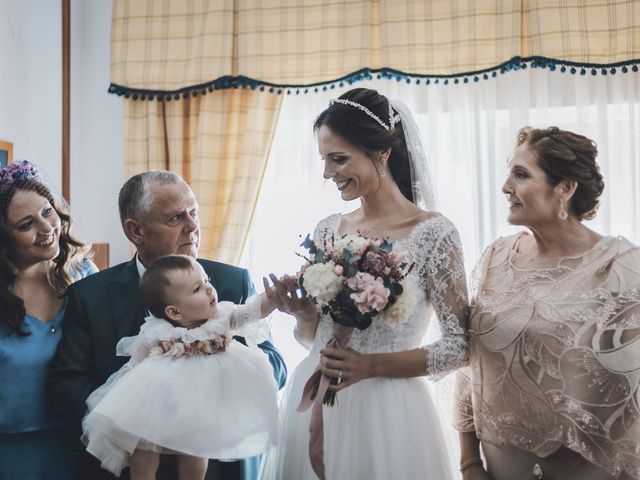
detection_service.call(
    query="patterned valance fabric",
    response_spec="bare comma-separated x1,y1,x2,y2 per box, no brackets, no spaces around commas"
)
110,0,640,97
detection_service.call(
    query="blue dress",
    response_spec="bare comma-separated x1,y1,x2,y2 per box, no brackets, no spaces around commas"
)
0,261,96,480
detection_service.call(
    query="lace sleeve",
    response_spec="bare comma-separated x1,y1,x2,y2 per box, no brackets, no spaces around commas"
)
453,368,475,432
421,221,470,380
229,296,272,346
452,242,497,430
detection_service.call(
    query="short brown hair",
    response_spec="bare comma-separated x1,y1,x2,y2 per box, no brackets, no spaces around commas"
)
516,127,604,220
139,254,195,320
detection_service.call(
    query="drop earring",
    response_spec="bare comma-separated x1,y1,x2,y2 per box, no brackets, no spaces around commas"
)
380,158,387,177
558,198,568,220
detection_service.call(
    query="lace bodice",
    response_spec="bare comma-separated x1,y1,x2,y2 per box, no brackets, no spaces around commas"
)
454,233,640,478
310,213,470,380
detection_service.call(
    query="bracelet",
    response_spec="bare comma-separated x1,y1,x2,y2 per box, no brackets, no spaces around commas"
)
460,457,484,472
532,463,544,479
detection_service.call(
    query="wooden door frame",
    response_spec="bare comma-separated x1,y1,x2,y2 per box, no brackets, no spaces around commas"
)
62,0,70,202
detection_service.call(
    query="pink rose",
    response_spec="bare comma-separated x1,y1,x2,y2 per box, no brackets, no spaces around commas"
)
183,341,199,356
334,265,344,276
210,334,229,353
277,274,297,291
347,272,390,314
389,250,407,263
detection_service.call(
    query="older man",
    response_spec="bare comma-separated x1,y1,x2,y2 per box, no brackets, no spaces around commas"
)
49,171,286,480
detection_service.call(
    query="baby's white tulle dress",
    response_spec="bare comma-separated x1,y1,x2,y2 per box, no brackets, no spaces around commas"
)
82,297,277,476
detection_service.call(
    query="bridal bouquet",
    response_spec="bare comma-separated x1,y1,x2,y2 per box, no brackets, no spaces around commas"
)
296,233,416,405
297,232,416,332
295,232,417,479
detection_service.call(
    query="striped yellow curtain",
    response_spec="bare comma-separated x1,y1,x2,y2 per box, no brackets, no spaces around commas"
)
123,90,282,263
112,0,639,92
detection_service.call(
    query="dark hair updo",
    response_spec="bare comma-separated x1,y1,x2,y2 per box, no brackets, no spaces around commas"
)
313,88,414,202
516,127,605,221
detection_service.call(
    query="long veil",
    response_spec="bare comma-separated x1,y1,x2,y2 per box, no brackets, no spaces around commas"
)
391,98,459,477
390,99,437,212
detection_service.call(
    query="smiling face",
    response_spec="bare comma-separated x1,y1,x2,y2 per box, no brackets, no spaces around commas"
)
502,142,563,227
164,260,218,328
7,189,62,268
136,181,200,266
317,125,385,201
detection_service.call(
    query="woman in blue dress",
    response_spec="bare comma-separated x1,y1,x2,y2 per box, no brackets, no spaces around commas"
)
0,161,96,479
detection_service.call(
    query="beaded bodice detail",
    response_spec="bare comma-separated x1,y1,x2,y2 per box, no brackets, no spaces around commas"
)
310,213,469,380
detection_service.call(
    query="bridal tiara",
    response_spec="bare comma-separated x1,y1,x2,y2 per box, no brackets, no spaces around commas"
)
329,99,401,130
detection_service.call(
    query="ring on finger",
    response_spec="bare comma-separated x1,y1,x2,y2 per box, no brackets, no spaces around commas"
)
336,369,343,384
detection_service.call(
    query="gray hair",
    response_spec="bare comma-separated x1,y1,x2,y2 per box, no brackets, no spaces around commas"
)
118,171,184,226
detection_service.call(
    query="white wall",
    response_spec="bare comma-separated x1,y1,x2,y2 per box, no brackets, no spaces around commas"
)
70,0,129,265
0,0,130,266
0,0,62,179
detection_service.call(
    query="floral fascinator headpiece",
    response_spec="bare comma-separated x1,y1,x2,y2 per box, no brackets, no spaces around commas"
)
0,160,41,186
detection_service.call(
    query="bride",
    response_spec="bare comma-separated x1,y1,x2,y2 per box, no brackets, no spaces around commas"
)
261,88,470,480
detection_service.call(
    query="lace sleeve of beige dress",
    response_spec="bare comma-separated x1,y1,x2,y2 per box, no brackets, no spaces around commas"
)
453,241,496,432
453,368,475,432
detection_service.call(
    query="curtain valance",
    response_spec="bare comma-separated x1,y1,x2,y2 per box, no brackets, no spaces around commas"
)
110,0,640,98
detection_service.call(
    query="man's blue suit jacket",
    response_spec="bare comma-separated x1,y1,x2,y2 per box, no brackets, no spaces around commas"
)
48,256,286,480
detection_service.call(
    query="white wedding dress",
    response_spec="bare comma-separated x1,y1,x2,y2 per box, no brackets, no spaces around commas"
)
260,213,469,480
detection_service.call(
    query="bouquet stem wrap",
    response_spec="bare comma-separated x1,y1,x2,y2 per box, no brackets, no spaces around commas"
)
297,323,354,480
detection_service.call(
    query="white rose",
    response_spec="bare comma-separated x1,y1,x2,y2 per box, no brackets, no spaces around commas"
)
165,342,186,357
148,345,164,357
302,261,344,305
384,277,419,328
332,234,372,256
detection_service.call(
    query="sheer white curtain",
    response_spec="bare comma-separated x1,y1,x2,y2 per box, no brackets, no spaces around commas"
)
242,69,640,368
239,69,640,473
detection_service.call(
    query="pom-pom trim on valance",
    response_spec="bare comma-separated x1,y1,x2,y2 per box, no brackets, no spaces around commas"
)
108,56,640,101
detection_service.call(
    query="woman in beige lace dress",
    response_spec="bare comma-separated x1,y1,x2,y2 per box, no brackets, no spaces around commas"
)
456,127,640,480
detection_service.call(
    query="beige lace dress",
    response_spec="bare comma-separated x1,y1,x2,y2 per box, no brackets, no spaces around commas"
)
455,233,640,480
